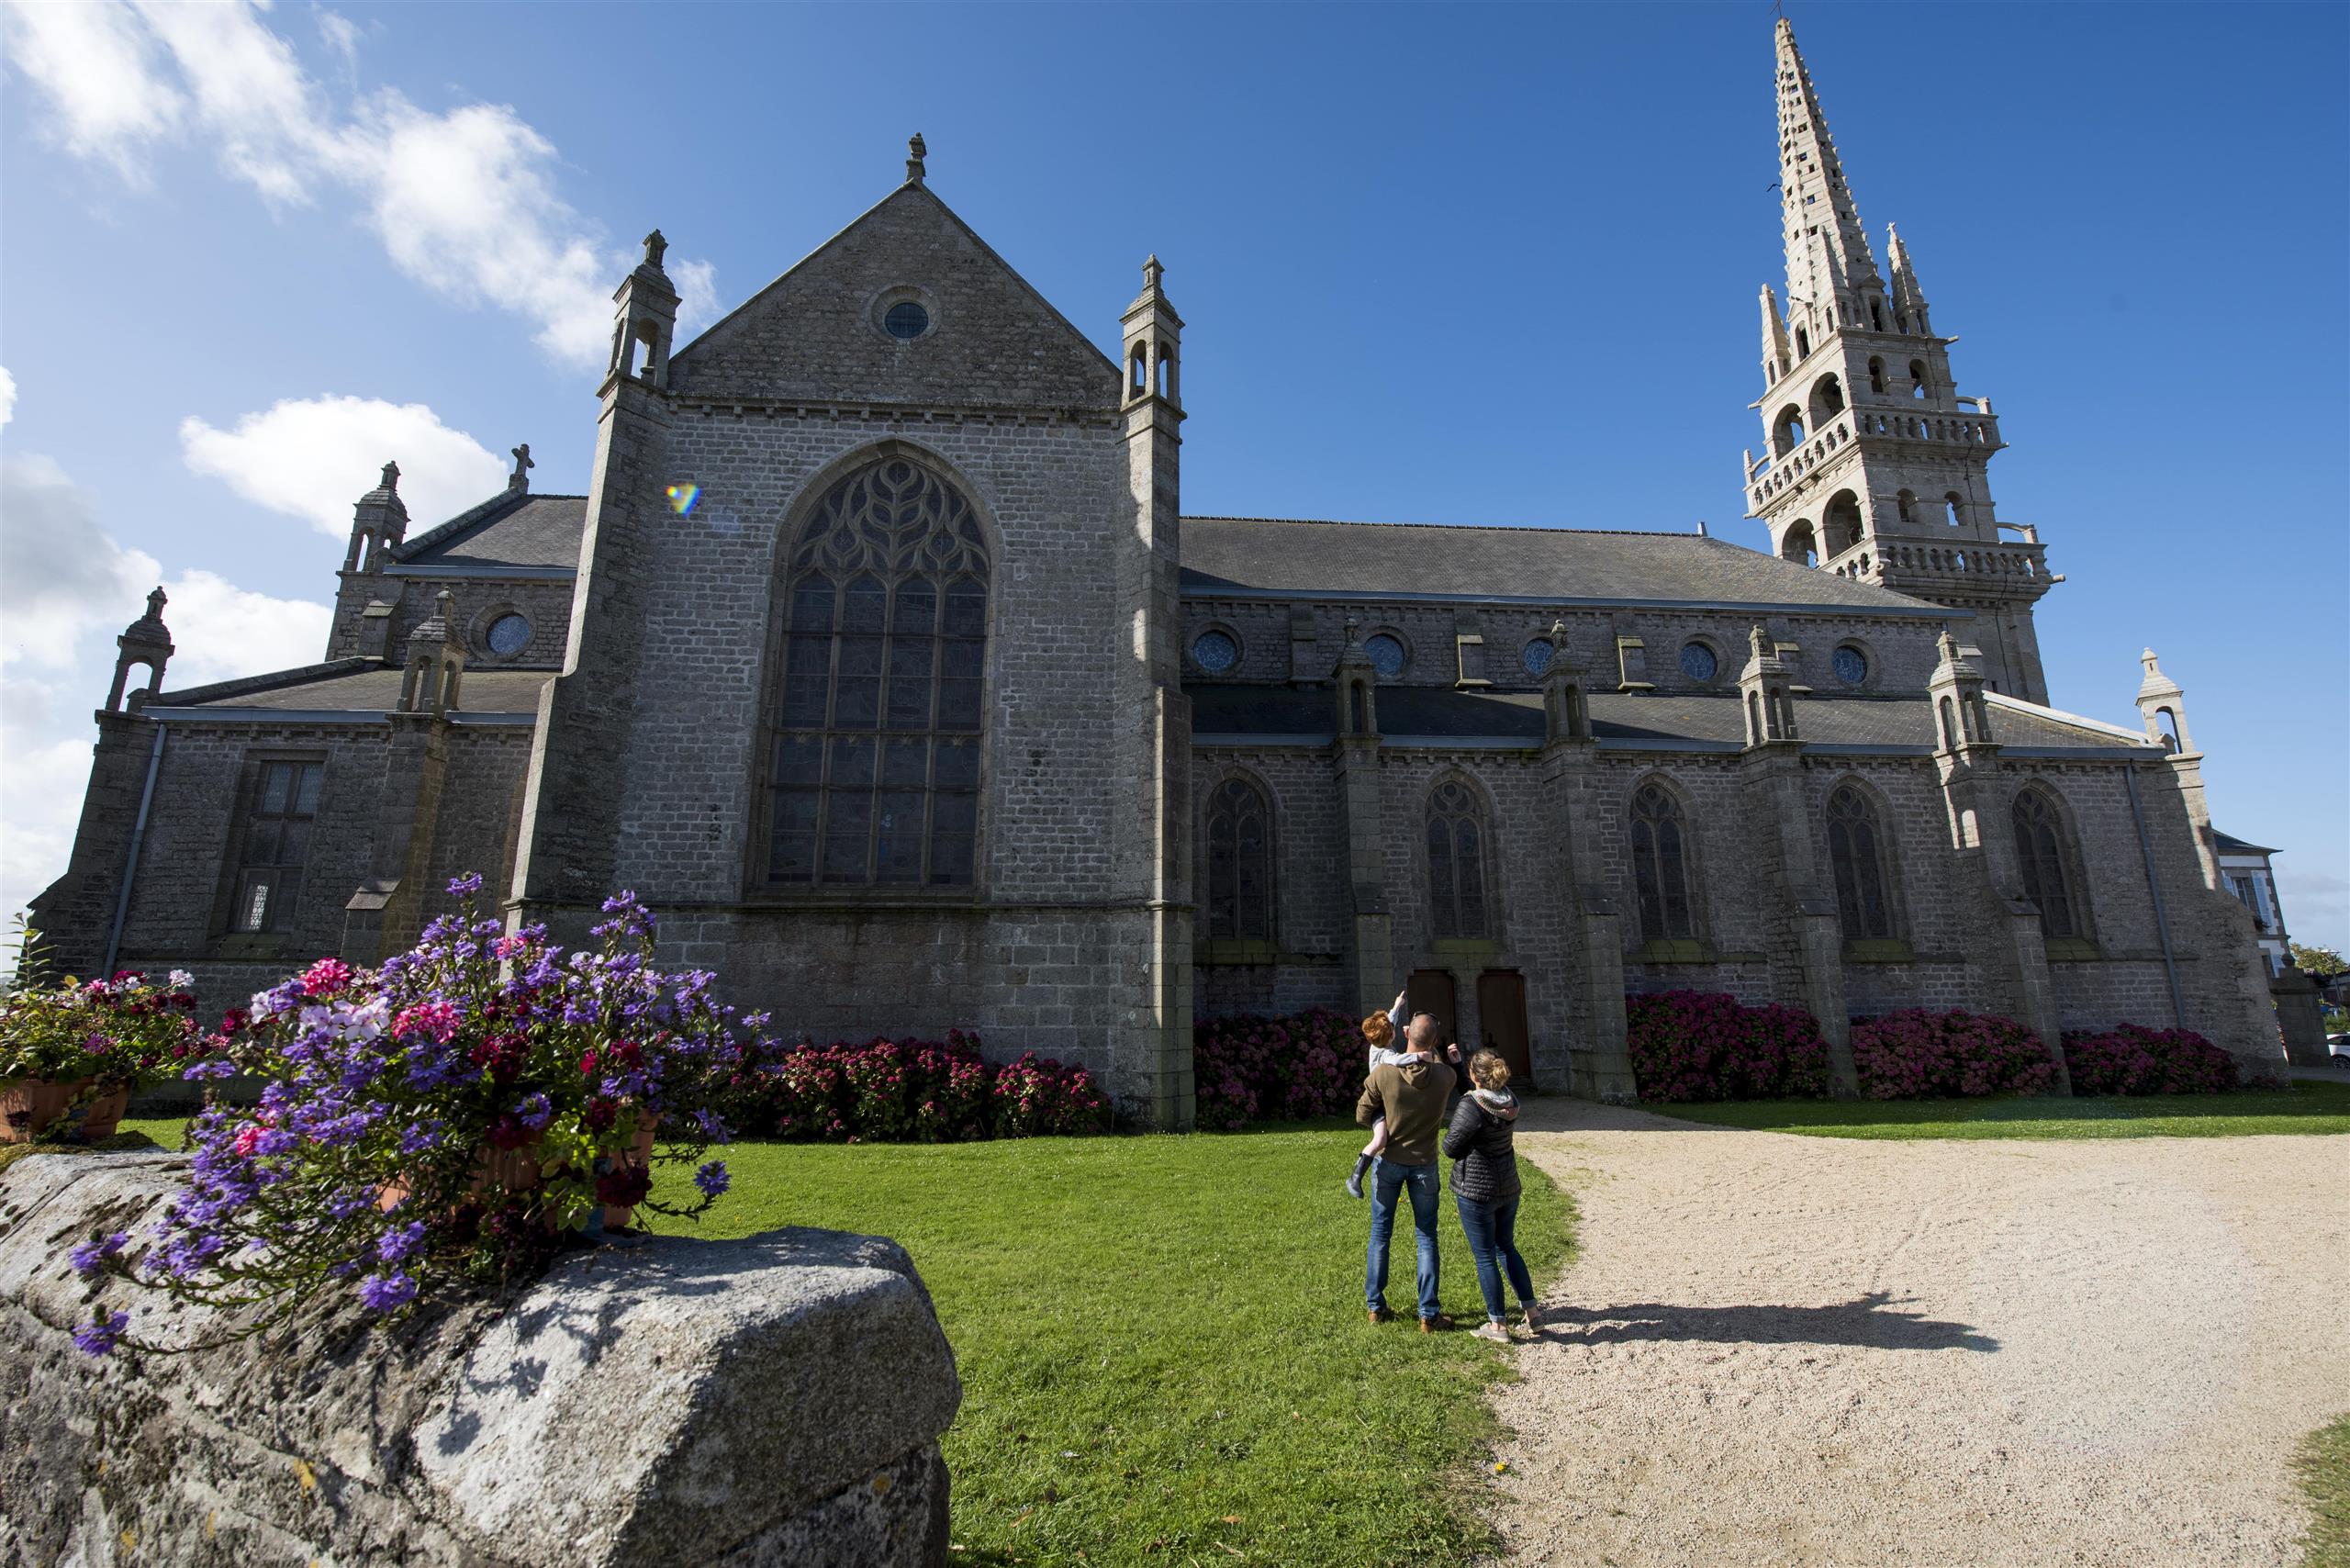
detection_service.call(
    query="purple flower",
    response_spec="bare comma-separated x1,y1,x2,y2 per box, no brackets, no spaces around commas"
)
184,1058,236,1080
358,1271,418,1313
515,1092,554,1131
73,1309,129,1357
377,1220,428,1264
693,1160,731,1198
69,1231,129,1278
692,1108,733,1144
447,872,485,897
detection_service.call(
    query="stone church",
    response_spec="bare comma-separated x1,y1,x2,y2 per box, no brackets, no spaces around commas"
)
32,21,2284,1125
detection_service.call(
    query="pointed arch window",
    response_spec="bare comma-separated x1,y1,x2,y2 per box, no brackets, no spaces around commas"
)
1825,783,1895,941
767,454,989,889
1205,778,1274,940
1629,784,1695,941
1427,780,1492,940
2010,790,2081,939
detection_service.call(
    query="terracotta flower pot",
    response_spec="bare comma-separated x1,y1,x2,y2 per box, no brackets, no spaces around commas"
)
378,1113,659,1231
0,1079,130,1145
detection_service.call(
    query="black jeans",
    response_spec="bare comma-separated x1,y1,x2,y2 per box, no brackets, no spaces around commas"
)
1454,1191,1534,1322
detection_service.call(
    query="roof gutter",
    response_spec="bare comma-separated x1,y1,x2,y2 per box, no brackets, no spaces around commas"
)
102,722,166,978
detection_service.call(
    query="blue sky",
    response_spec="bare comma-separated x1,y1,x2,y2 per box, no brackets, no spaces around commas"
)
3,2,2344,948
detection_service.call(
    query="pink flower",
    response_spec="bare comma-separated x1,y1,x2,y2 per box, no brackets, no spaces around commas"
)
301,958,354,997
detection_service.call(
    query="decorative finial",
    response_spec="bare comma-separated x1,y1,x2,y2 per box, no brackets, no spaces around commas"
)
145,586,168,621
642,230,667,270
906,133,926,185
1937,629,1960,662
1143,254,1163,291
436,588,455,615
509,442,534,492
1549,617,1569,647
1750,623,1773,660
380,460,400,493
1343,613,1361,644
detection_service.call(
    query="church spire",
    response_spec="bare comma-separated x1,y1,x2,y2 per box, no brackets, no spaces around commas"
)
1886,222,1931,333
1758,284,1793,385
1774,17,1883,335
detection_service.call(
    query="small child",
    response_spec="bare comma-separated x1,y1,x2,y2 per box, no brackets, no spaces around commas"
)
1346,992,1415,1198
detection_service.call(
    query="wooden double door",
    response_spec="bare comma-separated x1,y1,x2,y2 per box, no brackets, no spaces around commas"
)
1405,969,1532,1084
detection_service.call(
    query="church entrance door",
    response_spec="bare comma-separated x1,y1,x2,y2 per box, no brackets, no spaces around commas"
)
1406,970,1458,1056
1477,970,1532,1084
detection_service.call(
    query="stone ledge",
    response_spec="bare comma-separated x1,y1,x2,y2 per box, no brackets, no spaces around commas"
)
0,1150,959,1567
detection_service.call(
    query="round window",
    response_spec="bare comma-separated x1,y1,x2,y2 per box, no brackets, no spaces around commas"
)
1679,642,1718,683
1191,630,1238,674
1832,644,1869,685
1521,638,1555,677
1364,634,1406,678
486,613,532,656
883,301,930,340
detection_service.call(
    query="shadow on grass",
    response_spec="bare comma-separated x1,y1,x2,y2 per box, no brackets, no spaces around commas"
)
1540,1288,1998,1352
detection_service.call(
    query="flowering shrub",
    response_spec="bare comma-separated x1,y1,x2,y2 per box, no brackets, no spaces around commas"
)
70,877,754,1355
1625,991,1831,1102
1849,1009,2059,1100
1192,1008,1360,1129
2061,1023,2239,1095
0,956,207,1090
715,1030,1107,1142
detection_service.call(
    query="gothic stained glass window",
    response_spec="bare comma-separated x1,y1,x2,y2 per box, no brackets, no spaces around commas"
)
1521,638,1555,678
231,759,324,935
1191,630,1239,674
1825,783,1895,941
486,613,532,656
2010,790,2079,939
1629,784,1695,941
1426,780,1491,941
1679,642,1718,683
767,455,989,889
1204,778,1273,940
1832,645,1869,686
1365,634,1406,678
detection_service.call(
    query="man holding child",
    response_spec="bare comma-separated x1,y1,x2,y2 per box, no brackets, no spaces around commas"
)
1354,992,1460,1332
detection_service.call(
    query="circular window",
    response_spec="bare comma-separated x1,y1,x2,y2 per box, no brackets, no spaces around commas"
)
1679,642,1718,683
1521,638,1555,678
1832,644,1869,686
1191,630,1238,674
883,301,930,340
486,613,532,656
1364,633,1406,678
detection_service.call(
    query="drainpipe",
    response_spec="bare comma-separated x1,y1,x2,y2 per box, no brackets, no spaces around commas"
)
2122,762,2187,1028
101,723,167,978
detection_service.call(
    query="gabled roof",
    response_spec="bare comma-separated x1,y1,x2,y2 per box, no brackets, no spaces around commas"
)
146,663,554,719
392,491,588,572
670,182,1122,409
1181,516,1961,614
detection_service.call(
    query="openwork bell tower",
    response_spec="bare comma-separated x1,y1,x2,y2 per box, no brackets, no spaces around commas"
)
1742,18,2055,702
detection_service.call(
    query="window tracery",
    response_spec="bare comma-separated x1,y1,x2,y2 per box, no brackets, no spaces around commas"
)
1427,780,1492,940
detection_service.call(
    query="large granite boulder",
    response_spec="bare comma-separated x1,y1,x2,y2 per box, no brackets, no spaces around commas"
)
0,1148,960,1566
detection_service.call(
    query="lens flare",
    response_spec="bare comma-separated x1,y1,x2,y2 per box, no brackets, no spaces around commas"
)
665,484,700,516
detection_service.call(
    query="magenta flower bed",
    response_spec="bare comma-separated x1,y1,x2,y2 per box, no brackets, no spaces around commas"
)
2060,1023,2239,1095
1849,1009,2060,1100
1192,1007,1360,1129
721,1030,1109,1141
1625,991,1831,1103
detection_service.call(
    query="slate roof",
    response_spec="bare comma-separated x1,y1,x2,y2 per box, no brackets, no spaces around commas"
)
1186,683,2154,753
1181,516,1956,615
148,664,554,717
2212,830,2277,856
392,492,588,572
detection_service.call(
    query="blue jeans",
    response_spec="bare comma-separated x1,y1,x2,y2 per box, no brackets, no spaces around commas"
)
1455,1193,1535,1323
1366,1159,1441,1319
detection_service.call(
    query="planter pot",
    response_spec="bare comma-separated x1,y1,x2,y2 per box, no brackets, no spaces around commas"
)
379,1113,659,1232
0,1079,130,1145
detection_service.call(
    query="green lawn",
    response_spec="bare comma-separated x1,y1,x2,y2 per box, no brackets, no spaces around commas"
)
2302,1415,2350,1568
634,1123,1571,1567
1650,1079,2350,1139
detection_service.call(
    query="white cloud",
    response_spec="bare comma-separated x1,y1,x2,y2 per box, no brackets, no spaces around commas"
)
0,0,713,367
315,9,360,93
180,394,506,536
0,442,331,929
0,364,17,426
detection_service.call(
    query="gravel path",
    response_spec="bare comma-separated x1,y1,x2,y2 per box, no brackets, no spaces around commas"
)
1485,1100,2350,1567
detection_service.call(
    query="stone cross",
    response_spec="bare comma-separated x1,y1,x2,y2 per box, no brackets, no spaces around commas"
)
907,133,926,184
509,442,534,492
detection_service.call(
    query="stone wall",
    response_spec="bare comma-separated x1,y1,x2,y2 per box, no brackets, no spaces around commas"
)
0,1150,960,1568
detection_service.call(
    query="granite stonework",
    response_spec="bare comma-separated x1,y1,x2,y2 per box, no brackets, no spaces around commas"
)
30,25,2292,1114
0,1151,958,1568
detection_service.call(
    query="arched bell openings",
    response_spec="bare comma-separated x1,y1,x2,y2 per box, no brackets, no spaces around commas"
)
2009,785,2088,941
1824,779,1898,944
1773,405,1807,457
1425,776,1496,942
1780,519,1818,567
1808,373,1844,425
1627,778,1698,944
761,447,991,890
1908,359,1930,399
1822,491,1864,556
1867,355,1886,395
1203,772,1275,943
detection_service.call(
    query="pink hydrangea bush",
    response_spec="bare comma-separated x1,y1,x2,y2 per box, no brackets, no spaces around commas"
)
2061,1023,2239,1095
1849,1009,2059,1100
1625,990,1831,1102
718,1030,1106,1141
1191,1008,1360,1129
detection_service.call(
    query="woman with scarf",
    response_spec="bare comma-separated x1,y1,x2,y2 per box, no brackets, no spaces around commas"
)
1443,1049,1540,1341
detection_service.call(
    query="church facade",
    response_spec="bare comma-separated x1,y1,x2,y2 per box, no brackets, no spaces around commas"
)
31,22,2284,1125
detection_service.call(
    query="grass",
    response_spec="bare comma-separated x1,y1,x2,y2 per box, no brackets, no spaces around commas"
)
1649,1078,2350,1139
109,1114,1572,1566
2301,1415,2350,1568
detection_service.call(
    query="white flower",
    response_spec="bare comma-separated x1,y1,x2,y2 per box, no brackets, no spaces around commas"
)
169,970,196,991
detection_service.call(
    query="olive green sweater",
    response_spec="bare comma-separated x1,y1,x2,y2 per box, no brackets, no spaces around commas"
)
1355,1057,1459,1167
